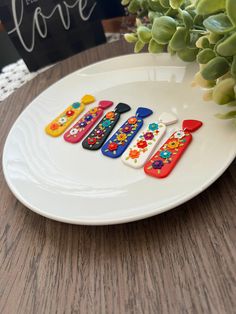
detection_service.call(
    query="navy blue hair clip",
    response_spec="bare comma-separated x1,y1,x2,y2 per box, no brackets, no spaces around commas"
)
101,107,153,158
136,107,153,118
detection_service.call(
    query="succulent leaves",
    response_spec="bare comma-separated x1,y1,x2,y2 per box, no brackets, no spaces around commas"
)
122,0,236,122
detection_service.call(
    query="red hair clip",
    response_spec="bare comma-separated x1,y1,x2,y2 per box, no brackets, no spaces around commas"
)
144,120,203,178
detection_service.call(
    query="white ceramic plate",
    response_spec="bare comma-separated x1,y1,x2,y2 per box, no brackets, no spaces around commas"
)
3,53,236,225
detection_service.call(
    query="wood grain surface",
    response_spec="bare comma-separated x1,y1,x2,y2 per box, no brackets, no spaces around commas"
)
0,40,235,314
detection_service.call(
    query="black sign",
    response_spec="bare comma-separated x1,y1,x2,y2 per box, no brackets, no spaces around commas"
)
0,1,124,71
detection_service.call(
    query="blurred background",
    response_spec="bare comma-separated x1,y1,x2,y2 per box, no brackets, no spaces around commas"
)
0,21,20,70
0,1,134,101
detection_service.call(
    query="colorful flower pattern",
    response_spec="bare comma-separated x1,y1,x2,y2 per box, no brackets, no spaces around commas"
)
129,149,140,159
46,96,96,137
122,125,132,133
47,103,82,135
137,140,148,149
95,129,104,137
152,160,164,169
88,137,97,145
167,140,179,149
85,111,118,147
117,133,127,142
50,122,59,131
106,111,115,119
174,130,185,139
149,123,159,131
128,117,137,125
146,129,189,174
79,121,87,128
65,107,102,140
102,120,111,128
160,150,172,159
124,123,162,163
85,114,93,121
144,132,154,141
66,110,75,117
59,117,67,125
108,142,118,151
104,116,142,155
70,128,78,136
89,107,98,114
72,102,80,109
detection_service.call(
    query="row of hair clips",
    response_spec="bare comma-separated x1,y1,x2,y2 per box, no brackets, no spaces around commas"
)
130,119,202,178
45,94,96,137
45,95,203,178
100,114,202,178
79,104,202,178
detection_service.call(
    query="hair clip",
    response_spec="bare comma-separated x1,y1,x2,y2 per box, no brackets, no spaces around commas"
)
45,94,95,137
144,119,203,178
64,100,113,143
122,112,178,168
82,103,131,150
102,107,153,158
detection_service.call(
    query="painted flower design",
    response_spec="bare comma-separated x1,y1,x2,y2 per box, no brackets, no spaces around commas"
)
152,160,164,169
59,117,67,125
128,117,137,125
149,123,158,131
122,125,132,133
72,102,80,109
167,140,179,149
129,149,140,159
88,137,96,145
117,133,127,141
102,119,111,128
106,111,115,119
79,121,87,128
66,110,74,117
160,150,172,159
108,142,118,151
144,132,154,141
137,140,148,149
174,130,185,139
95,129,103,137
89,108,98,114
70,128,78,135
50,122,59,130
85,114,93,121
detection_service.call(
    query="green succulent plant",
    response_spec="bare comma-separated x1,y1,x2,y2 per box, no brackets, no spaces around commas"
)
122,0,236,123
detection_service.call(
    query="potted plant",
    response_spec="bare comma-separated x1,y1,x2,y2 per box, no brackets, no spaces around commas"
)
122,0,236,122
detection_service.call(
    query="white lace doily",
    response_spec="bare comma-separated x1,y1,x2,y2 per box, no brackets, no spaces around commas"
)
0,60,38,102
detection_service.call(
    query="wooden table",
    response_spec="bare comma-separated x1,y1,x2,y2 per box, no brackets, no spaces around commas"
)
0,40,235,314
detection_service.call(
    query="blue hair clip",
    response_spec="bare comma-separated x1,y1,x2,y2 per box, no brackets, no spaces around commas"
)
136,107,153,118
101,107,153,158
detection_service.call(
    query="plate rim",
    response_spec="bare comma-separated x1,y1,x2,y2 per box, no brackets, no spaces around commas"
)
3,153,235,225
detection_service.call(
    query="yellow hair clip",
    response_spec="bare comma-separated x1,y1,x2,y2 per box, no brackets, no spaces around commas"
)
45,94,95,137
